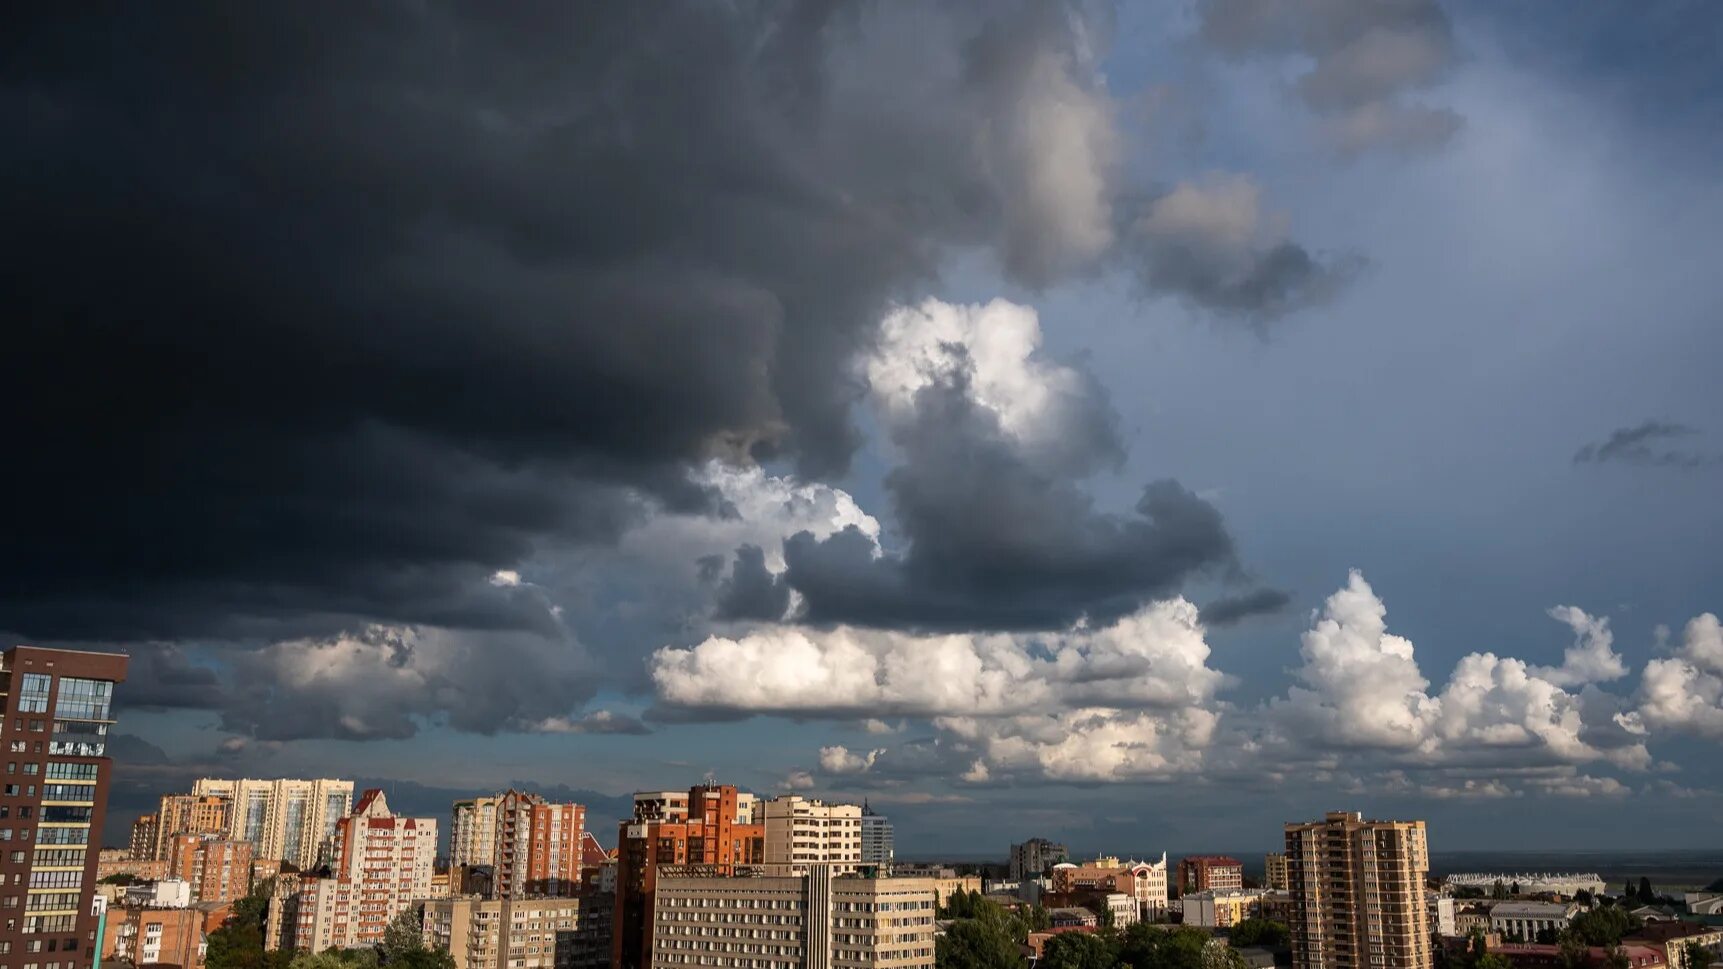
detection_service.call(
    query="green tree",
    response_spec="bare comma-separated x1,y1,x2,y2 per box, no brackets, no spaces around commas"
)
383,907,427,963
1576,890,1594,909
1041,932,1120,969
1638,878,1657,905
1492,881,1510,901
1605,948,1632,969
1476,955,1512,969
1683,942,1712,969
1119,923,1210,969
1558,936,1589,969
1228,919,1290,949
1566,907,1633,948
205,886,274,969
1202,939,1246,969
937,914,1024,969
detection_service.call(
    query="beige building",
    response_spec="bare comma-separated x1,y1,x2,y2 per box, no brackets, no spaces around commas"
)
1265,852,1290,892
1285,812,1431,969
192,777,354,869
763,797,862,876
271,789,437,951
1183,888,1266,928
424,894,612,969
451,790,586,899
650,868,936,969
1049,855,1169,921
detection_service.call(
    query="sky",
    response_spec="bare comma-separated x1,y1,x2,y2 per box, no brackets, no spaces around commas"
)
5,1,1723,858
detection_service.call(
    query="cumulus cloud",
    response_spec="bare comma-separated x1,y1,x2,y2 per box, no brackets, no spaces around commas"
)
1132,174,1359,320
222,623,594,741
1268,570,1650,770
820,746,883,774
1639,613,1723,739
1573,421,1716,469
1198,0,1462,154
526,710,652,736
782,770,817,791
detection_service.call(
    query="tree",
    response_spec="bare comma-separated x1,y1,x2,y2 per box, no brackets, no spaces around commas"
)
1638,879,1657,905
1228,919,1290,949
1683,942,1713,969
1511,883,1522,897
99,872,138,885
1042,932,1119,969
1493,881,1510,901
1476,955,1512,969
1119,923,1210,969
382,908,426,964
1566,908,1632,948
1201,939,1246,969
1558,936,1589,969
205,885,275,969
1576,890,1595,909
937,913,1023,969
1605,948,1632,969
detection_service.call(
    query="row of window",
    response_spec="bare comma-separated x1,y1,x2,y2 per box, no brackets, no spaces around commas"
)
15,677,111,722
0,936,78,954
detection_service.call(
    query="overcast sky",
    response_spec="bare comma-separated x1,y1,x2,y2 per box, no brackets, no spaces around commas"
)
6,1,1722,856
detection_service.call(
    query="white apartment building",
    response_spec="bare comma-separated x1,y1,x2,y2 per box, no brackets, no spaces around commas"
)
763,797,862,876
192,777,354,870
271,789,437,951
451,795,500,869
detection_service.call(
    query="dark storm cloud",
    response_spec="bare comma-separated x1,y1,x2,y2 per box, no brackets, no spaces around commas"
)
754,356,1237,631
1573,421,1716,469
712,546,793,622
1199,0,1462,153
114,644,224,711
1198,587,1293,626
0,2,1136,643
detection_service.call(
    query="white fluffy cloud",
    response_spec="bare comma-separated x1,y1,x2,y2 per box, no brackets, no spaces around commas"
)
652,596,1224,718
1268,571,1649,771
1639,613,1723,739
820,746,884,774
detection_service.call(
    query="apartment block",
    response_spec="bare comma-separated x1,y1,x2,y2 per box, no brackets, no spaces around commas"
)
451,791,586,899
649,868,937,969
1178,856,1245,894
0,645,129,969
1285,811,1431,969
1008,839,1068,882
1049,855,1169,921
424,893,612,969
614,785,767,969
1183,888,1266,928
100,902,207,969
150,794,235,861
1265,852,1290,892
190,777,353,870
763,797,862,876
165,834,254,905
131,813,160,862
859,803,893,875
271,789,437,951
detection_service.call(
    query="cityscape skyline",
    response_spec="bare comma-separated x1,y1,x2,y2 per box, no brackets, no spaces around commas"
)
10,1,1723,858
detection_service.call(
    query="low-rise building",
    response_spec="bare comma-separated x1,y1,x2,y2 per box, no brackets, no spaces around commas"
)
1048,856,1169,921
1429,895,1457,937
102,905,208,969
1183,889,1265,929
1178,857,1244,895
1686,894,1723,918
649,868,936,969
894,865,982,905
425,893,613,969
1492,943,1665,969
1489,902,1578,941
1624,922,1723,969
1445,874,1606,899
1050,907,1100,929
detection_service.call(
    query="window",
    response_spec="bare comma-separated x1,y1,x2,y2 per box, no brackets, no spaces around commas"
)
41,766,92,783
17,678,50,716
20,767,35,777
51,681,111,723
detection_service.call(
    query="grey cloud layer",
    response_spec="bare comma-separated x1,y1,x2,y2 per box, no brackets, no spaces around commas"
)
1573,421,1717,469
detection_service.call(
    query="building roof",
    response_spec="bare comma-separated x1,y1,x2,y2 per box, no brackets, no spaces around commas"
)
1490,902,1576,918
1625,921,1723,944
1182,856,1244,865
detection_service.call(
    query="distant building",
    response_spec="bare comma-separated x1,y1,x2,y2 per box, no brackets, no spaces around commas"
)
271,789,437,951
1445,874,1606,899
1685,893,1723,917
1048,856,1169,921
1429,895,1457,937
190,777,354,870
1265,853,1290,892
165,834,255,905
763,795,862,875
893,865,981,905
1286,811,1431,969
1178,856,1245,895
102,903,208,969
1009,838,1069,882
131,813,162,861
426,894,612,969
861,801,894,874
1050,907,1100,929
1622,922,1723,969
649,868,936,969
151,794,237,861
451,790,586,899
1489,902,1578,941
1184,888,1265,928
1490,943,1666,969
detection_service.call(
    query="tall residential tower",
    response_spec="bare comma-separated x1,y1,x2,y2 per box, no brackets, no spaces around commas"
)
1285,811,1431,969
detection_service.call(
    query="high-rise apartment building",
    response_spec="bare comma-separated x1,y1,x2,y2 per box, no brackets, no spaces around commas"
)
1009,838,1069,882
151,793,235,860
272,789,437,951
165,833,254,905
450,790,586,898
0,645,129,969
762,796,862,876
425,893,613,969
650,869,937,969
1284,811,1431,969
191,777,354,870
614,785,766,969
130,814,159,862
1266,852,1290,892
859,802,893,874
1178,856,1245,894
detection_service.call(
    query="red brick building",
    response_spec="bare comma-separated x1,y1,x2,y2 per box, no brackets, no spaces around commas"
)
165,834,254,905
1177,855,1244,894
